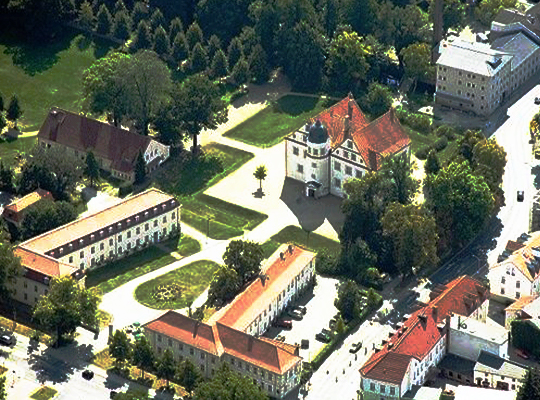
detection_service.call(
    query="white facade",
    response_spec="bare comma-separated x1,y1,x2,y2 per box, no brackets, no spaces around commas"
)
488,262,536,300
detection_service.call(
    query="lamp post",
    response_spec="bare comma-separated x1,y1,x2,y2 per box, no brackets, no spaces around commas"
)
472,254,482,273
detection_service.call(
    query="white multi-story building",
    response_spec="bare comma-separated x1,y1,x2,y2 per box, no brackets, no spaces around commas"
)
13,188,180,306
488,231,540,301
285,94,410,198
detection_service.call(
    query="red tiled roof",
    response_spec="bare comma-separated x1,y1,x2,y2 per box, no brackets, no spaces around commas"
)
208,244,316,331
309,95,410,170
4,189,53,214
37,107,152,173
360,276,488,384
143,311,302,375
14,247,78,278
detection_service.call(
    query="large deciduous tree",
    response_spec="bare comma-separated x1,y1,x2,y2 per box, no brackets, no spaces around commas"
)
156,348,176,386
0,242,23,302
400,42,435,90
6,94,23,128
207,266,240,307
361,82,393,118
33,276,101,343
472,138,507,194
334,279,363,321
21,199,77,240
380,152,418,205
176,358,202,396
223,240,264,284
381,203,439,276
517,368,540,400
109,330,132,369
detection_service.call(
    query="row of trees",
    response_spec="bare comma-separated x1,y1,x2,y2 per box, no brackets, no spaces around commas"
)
109,330,268,399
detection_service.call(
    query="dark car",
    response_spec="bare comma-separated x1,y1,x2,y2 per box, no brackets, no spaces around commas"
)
321,328,334,338
535,97,540,104
0,334,16,346
294,305,307,315
517,191,525,202
110,391,118,399
350,342,363,353
301,339,309,349
275,319,293,329
315,332,331,343
82,369,94,380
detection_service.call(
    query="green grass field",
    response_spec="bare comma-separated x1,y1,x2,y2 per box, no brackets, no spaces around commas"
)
134,260,220,309
223,95,336,147
0,30,113,132
405,127,459,164
0,136,37,167
261,225,341,258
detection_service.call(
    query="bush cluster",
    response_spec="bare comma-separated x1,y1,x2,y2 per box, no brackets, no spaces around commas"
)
406,113,432,134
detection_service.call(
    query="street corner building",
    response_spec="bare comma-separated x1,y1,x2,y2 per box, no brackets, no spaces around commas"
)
358,275,490,400
284,93,411,199
143,244,316,399
37,107,170,182
11,188,180,307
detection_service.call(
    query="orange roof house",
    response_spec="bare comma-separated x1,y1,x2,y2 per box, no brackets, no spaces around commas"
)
1,189,53,226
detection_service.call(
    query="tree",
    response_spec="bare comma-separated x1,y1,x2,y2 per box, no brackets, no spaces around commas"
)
366,287,382,308
230,56,250,86
381,203,439,276
172,32,189,63
85,151,100,187
362,82,393,118
150,8,165,31
186,21,204,50
424,161,494,249
321,0,340,38
223,240,264,284
345,0,377,35
176,358,202,396
238,26,260,57
131,20,152,51
153,25,171,57
168,17,184,41
227,37,244,70
380,152,418,205
190,42,209,73
78,1,94,31
96,4,113,35
197,0,251,44
132,336,155,378
472,138,507,194
134,151,146,184
172,74,228,154
342,237,377,279
0,242,23,302
21,199,78,240
475,0,517,26
0,162,14,193
425,149,441,175
207,266,240,306
401,42,435,91
334,280,363,321
207,34,222,61
248,44,269,83
511,320,540,356
209,49,228,78
156,349,176,386
33,276,101,343
6,94,22,127
517,368,540,400
253,165,267,190
0,91,4,112
457,130,485,163
109,330,132,369
112,10,132,41
132,1,149,26
193,363,267,400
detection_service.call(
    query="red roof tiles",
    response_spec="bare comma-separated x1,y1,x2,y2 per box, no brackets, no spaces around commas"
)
14,247,78,278
2,189,53,224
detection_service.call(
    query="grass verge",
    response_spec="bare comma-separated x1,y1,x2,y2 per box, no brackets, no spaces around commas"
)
86,246,176,294
261,226,341,258
134,260,220,310
160,235,201,257
224,95,336,147
30,386,57,400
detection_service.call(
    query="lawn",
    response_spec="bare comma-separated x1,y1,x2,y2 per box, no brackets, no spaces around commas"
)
160,234,201,257
30,386,57,400
86,246,176,294
223,95,337,147
0,30,114,132
261,225,341,258
134,260,220,310
0,136,37,167
405,126,460,164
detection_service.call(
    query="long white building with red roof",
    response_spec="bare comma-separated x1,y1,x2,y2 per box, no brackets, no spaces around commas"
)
359,276,489,400
143,244,315,398
285,93,411,198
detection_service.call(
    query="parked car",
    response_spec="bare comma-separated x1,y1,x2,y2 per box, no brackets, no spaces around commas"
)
517,191,525,202
82,369,94,380
294,305,307,315
301,339,309,349
288,310,303,320
275,319,293,329
0,334,16,346
315,332,331,343
350,342,363,353
110,391,118,399
321,328,334,338
535,97,540,104
516,349,530,359
329,318,337,329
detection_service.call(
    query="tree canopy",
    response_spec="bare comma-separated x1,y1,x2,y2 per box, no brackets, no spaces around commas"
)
223,240,264,284
0,242,23,302
21,199,77,240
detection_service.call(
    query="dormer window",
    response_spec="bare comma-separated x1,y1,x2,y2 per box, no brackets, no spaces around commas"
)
144,211,149,217
99,231,104,237
59,248,64,254
117,223,122,229
126,219,131,225
79,239,84,245
69,243,73,249
162,204,166,210
154,207,158,214
135,216,140,222
347,140,353,149
108,227,113,233
91,234,95,241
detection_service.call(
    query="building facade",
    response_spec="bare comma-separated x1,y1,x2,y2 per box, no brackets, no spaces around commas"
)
37,107,170,182
285,94,410,198
473,351,527,391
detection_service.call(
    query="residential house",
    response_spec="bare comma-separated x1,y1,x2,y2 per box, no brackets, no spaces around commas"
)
504,294,540,329
285,94,411,198
359,276,489,400
13,188,180,306
453,385,517,400
37,108,170,182
488,231,540,300
1,189,53,227
474,351,527,391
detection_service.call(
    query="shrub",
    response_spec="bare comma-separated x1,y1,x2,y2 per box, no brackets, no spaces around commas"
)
434,136,448,152
395,107,409,123
415,146,431,160
119,182,133,197
406,113,432,134
434,125,457,141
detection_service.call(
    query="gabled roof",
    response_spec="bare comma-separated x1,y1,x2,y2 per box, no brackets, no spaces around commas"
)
143,311,302,375
37,107,152,173
3,189,53,214
14,247,78,279
308,95,410,170
475,351,528,380
505,295,537,311
208,244,316,331
490,231,540,281
360,276,488,384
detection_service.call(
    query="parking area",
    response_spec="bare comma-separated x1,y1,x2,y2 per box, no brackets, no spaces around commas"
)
263,275,340,362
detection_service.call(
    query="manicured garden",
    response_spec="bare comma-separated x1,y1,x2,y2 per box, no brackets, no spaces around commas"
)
261,225,341,258
223,95,336,147
405,126,459,164
134,260,220,309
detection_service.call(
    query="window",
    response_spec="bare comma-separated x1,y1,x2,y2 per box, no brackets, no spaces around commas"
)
380,385,386,393
347,140,353,149
390,387,395,395
109,238,113,245
501,288,505,294
127,231,132,238
172,212,176,219
91,246,95,254
356,169,362,178
370,383,375,391
100,243,104,251
118,234,122,242
145,223,149,231
351,153,356,161
297,164,304,173
334,178,341,188
80,251,84,258
516,292,521,298
69,256,73,263
154,220,158,227
293,146,299,156
136,227,140,234
157,335,162,342
24,293,27,300
201,353,205,359
501,277,505,284
334,161,341,171
345,166,352,175
168,338,172,346
516,281,520,288
190,348,194,355
313,148,318,156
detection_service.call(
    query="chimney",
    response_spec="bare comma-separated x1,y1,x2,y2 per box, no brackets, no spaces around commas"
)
432,306,438,320
288,244,294,254
280,252,285,260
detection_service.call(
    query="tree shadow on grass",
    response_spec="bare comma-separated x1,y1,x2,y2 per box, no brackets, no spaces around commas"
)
0,29,78,76
274,95,318,116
